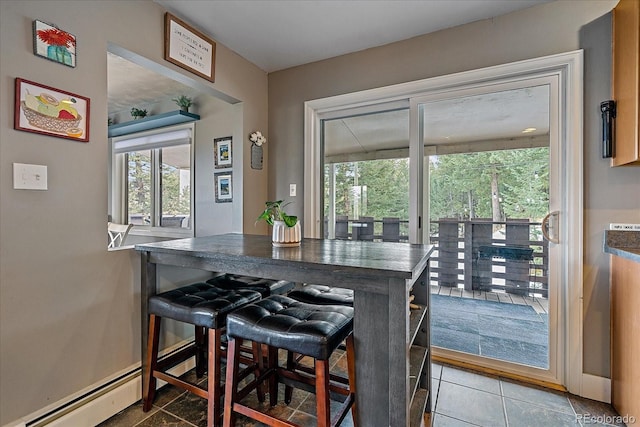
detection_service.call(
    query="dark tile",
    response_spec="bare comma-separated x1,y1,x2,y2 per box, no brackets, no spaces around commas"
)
431,306,480,334
135,409,194,426
477,314,548,346
436,381,506,427
288,410,318,427
296,393,353,427
441,365,501,395
504,398,579,427
474,299,544,322
501,380,573,414
96,400,157,426
568,395,625,427
480,335,548,368
431,326,480,355
152,383,188,409
163,391,209,427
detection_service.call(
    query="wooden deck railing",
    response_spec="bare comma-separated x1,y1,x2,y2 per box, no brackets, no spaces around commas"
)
325,216,548,298
430,218,548,298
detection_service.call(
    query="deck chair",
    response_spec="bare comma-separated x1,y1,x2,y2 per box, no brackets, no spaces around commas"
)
108,222,133,248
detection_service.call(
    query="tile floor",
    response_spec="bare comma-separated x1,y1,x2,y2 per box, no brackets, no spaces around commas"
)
430,294,549,368
99,358,623,427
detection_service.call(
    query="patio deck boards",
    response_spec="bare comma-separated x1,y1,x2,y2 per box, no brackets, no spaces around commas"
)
430,285,548,314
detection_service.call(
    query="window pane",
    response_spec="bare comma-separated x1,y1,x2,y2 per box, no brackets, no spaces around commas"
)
160,144,190,228
127,150,151,225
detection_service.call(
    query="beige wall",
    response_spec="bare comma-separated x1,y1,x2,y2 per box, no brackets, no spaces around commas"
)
268,0,640,381
0,0,268,424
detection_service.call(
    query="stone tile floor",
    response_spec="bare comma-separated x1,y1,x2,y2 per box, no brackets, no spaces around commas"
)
99,357,623,427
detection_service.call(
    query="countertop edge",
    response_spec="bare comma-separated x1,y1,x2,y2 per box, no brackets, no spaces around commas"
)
603,230,640,263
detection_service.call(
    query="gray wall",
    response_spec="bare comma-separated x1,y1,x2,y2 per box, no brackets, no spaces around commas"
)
0,0,269,424
268,0,640,380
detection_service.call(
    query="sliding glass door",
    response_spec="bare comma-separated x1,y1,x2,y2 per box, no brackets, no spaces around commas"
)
414,79,560,377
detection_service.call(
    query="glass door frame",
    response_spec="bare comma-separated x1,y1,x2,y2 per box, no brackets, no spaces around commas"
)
411,75,560,384
304,50,584,394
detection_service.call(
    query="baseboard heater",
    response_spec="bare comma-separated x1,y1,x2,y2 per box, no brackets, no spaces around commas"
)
11,340,194,427
26,367,141,427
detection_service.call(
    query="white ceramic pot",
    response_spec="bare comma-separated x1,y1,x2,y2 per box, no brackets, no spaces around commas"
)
272,220,301,247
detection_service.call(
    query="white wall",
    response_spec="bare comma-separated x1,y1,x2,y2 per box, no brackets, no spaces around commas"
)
0,0,268,424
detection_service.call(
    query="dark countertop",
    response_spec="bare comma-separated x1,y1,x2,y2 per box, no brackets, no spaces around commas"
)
136,233,435,283
604,230,640,263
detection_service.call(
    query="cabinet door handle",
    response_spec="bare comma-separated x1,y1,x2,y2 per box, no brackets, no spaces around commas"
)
542,211,560,244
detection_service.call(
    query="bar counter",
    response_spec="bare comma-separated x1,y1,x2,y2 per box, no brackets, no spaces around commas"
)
136,233,434,426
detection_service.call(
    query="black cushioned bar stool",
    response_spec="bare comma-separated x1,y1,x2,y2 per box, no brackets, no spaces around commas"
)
207,273,295,297
143,282,262,427
287,284,354,307
223,295,357,427
284,284,354,403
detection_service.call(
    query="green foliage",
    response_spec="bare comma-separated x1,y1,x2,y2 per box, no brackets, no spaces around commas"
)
130,107,147,119
325,158,410,228
127,151,190,223
172,95,192,108
257,200,298,227
325,147,549,234
429,147,549,223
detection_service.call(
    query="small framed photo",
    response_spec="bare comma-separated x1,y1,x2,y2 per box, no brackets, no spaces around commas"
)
33,20,76,68
14,78,90,142
164,13,216,82
215,173,232,203
214,136,232,169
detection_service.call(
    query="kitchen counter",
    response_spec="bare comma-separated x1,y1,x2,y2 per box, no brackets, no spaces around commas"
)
603,230,640,263
606,229,640,422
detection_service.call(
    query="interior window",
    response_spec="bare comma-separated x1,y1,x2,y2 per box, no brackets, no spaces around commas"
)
111,123,194,238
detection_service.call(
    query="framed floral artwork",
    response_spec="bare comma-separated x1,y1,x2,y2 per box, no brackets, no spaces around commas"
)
14,78,90,142
214,136,232,169
33,20,76,67
214,173,232,203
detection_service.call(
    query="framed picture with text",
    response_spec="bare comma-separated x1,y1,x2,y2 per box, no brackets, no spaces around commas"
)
164,13,216,82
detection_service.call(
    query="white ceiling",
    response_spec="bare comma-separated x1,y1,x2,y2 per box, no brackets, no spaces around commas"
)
155,0,551,73
109,0,552,154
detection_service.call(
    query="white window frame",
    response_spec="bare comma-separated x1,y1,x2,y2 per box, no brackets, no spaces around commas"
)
109,123,195,239
304,50,584,395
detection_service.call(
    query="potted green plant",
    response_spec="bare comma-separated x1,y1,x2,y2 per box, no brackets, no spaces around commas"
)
130,107,148,120
257,200,301,247
172,95,193,112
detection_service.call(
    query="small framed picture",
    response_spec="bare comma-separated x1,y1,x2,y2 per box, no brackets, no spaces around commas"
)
214,136,232,169
14,78,90,142
33,20,76,68
215,173,232,203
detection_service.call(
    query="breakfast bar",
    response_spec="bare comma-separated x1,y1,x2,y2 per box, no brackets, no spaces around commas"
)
136,233,434,426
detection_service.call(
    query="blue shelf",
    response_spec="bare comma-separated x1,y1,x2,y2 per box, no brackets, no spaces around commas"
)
108,110,200,138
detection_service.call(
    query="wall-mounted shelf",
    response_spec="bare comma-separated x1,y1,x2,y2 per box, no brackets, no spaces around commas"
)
108,110,200,138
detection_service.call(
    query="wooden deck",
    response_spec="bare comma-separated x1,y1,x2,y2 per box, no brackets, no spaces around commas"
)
430,285,548,315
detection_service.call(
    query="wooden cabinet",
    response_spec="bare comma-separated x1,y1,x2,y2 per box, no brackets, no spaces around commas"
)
612,0,640,166
610,254,640,420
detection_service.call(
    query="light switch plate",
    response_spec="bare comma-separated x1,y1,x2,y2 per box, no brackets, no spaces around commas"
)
13,163,48,190
290,183,296,197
